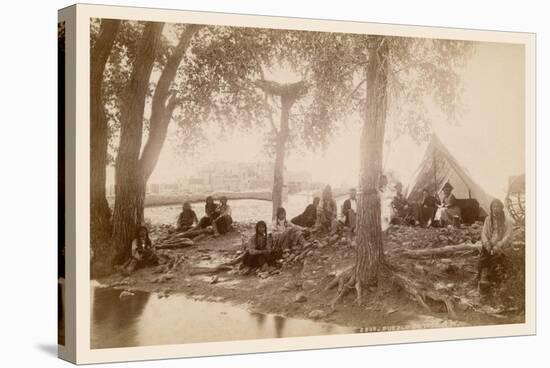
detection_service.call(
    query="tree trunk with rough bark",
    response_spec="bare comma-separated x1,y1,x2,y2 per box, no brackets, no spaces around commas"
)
271,98,290,220
135,25,202,224
252,79,308,220
90,19,120,269
111,22,163,265
354,36,389,303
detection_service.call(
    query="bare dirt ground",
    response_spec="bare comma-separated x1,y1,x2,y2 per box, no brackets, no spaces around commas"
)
99,222,525,332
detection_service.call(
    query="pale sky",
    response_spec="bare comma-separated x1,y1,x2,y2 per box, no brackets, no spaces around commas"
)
107,40,525,200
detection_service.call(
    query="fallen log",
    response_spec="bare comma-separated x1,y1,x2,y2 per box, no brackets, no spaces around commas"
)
156,238,194,249
188,265,233,275
176,228,214,240
396,243,481,259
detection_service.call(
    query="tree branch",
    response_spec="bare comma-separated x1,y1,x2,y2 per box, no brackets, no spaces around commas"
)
345,78,367,100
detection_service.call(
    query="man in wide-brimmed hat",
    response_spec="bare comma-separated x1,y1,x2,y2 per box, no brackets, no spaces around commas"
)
419,187,438,227
434,181,461,226
390,182,414,225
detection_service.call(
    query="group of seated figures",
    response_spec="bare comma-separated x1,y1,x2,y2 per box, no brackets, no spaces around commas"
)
176,196,233,235
387,181,463,228
119,179,516,293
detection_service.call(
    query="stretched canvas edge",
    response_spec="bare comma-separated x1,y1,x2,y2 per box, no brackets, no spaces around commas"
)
69,3,536,364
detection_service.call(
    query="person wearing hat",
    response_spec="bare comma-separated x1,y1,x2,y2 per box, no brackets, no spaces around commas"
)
341,188,358,232
419,187,438,227
391,182,412,224
213,196,233,235
434,182,461,226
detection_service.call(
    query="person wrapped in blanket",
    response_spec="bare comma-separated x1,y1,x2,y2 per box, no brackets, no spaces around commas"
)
240,220,305,275
291,197,320,228
120,226,159,275
476,199,514,292
176,201,198,232
315,185,339,235
213,196,233,236
197,196,220,229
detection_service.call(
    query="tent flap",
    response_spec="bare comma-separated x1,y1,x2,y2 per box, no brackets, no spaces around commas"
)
405,134,493,216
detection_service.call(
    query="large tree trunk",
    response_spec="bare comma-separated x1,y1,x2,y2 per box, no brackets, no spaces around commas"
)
90,19,120,267
271,98,290,220
354,36,389,302
136,25,202,224
111,22,164,265
252,79,308,220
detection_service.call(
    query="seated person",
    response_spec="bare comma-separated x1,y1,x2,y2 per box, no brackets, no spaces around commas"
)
213,196,233,235
341,188,358,232
477,199,514,291
291,197,320,228
419,188,438,227
197,196,220,229
379,174,393,231
272,225,306,251
391,182,413,224
434,182,461,227
241,221,306,275
273,207,292,232
120,226,158,275
315,185,339,235
241,221,282,274
176,201,198,232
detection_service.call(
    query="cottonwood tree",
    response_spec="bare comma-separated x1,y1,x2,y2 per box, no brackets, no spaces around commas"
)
111,22,164,264
329,35,473,307
135,24,204,224
90,19,121,261
90,19,150,271
179,28,360,219
92,23,267,268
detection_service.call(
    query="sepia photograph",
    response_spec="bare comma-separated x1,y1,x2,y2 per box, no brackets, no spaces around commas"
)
80,6,533,357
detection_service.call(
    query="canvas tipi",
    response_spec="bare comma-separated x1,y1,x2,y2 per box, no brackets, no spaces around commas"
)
405,134,492,218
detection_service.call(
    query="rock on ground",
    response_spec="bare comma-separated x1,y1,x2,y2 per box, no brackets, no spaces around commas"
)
295,292,308,303
119,290,135,299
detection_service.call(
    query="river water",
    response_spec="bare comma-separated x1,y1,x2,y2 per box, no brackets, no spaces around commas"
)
144,194,348,226
91,286,356,349
95,194,449,348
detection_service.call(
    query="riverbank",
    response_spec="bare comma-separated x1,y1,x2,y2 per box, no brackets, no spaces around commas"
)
98,222,525,334
107,191,273,208
107,188,350,208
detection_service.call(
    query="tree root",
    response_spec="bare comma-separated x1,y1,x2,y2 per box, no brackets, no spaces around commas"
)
217,252,246,267
327,262,459,319
390,271,457,319
324,267,367,308
392,243,481,259
324,267,353,291
188,265,233,275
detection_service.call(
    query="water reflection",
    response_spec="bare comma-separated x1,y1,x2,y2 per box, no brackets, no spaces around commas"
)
91,287,355,349
251,311,266,329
